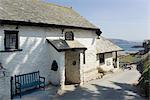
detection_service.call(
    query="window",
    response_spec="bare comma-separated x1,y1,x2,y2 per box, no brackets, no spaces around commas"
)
65,31,74,40
4,30,19,50
83,51,85,64
99,53,105,64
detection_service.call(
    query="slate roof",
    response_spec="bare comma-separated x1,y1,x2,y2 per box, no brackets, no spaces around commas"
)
96,36,123,53
46,39,87,52
0,0,98,29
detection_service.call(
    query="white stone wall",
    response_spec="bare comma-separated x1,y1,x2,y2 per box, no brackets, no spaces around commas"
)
0,25,65,83
62,29,99,83
0,25,99,94
97,52,114,71
0,24,119,97
0,77,10,100
47,42,65,85
73,29,99,82
0,25,66,98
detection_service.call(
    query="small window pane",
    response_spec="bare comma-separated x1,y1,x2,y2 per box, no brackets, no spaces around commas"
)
99,53,105,64
4,31,18,50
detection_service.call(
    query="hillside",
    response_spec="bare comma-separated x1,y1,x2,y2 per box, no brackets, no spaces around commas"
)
109,39,141,45
108,39,143,52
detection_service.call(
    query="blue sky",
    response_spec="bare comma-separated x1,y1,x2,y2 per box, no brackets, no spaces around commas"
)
44,0,149,41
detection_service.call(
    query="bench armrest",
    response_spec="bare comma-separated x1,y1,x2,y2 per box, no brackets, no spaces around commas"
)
39,76,45,82
15,82,21,88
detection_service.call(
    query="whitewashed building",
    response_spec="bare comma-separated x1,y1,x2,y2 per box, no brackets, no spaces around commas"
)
0,0,122,99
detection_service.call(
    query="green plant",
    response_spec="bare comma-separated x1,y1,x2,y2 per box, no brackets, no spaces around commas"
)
97,67,106,75
138,56,150,97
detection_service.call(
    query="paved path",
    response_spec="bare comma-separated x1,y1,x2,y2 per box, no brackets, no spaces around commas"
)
13,66,146,100
55,67,146,100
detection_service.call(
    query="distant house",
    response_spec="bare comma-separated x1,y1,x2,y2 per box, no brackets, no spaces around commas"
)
96,37,123,71
0,0,122,99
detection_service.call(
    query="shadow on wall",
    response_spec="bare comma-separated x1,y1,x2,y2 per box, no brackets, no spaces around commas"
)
58,82,144,100
1,36,51,80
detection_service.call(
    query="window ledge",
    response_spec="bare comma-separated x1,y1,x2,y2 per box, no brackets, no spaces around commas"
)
0,49,23,52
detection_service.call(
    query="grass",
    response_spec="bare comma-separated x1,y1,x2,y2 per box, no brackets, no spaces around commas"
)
119,54,141,68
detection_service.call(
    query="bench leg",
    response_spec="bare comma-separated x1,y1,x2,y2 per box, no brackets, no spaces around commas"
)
43,84,45,90
19,88,21,98
40,84,45,90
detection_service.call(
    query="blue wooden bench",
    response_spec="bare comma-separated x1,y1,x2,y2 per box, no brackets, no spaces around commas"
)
14,71,45,98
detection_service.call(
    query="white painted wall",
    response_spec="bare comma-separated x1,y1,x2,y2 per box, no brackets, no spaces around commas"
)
97,52,115,71
0,25,98,89
0,25,66,99
68,29,99,82
0,77,10,100
0,25,64,84
47,43,65,85
0,24,118,98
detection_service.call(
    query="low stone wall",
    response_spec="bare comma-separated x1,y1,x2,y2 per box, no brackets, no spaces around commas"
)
0,76,11,100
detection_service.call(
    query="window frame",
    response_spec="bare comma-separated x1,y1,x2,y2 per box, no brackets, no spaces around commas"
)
4,30,19,50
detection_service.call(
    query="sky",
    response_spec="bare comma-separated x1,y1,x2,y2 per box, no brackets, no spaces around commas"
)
44,0,149,41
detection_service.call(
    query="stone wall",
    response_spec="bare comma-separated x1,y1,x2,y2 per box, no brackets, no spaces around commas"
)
0,25,98,97
0,25,66,84
0,25,66,98
0,24,119,98
97,52,115,71
0,77,10,100
47,42,65,85
73,29,99,82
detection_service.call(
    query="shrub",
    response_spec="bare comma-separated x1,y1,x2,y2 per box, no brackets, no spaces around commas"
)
138,55,150,97
97,67,106,75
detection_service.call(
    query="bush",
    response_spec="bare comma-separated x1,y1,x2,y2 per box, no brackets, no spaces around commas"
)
138,56,150,97
97,67,106,75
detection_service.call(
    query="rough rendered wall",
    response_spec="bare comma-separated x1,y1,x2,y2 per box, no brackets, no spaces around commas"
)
0,77,10,100
0,25,65,99
47,43,65,85
0,25,99,97
98,52,114,71
71,29,99,82
0,25,64,83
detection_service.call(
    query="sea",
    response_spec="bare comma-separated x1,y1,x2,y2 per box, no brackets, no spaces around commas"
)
116,43,144,53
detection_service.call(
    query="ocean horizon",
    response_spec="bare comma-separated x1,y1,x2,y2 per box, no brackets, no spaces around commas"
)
109,39,144,53
117,44,144,53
